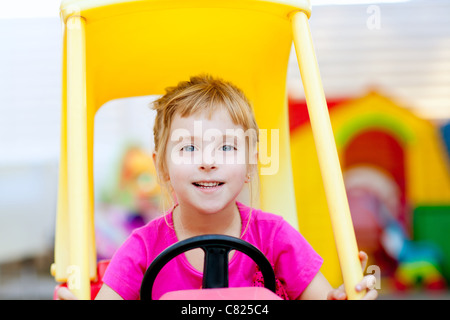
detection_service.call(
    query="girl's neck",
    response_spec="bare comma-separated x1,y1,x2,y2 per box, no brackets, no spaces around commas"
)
172,202,242,240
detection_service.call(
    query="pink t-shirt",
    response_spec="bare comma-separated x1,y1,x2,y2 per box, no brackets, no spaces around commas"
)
102,201,323,300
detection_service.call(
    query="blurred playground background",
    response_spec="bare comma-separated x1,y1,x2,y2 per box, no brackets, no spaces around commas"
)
0,0,449,299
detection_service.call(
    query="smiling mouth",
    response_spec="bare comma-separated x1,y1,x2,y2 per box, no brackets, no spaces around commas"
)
192,181,225,189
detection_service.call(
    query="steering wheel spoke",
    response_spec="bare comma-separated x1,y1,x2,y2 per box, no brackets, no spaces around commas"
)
140,235,276,300
202,246,230,289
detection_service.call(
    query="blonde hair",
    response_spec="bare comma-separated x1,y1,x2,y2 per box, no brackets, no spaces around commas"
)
152,74,260,213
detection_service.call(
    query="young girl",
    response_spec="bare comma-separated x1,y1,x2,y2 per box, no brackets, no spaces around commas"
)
58,74,377,300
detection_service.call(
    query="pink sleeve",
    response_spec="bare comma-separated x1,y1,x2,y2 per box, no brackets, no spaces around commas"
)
102,230,149,300
272,220,323,300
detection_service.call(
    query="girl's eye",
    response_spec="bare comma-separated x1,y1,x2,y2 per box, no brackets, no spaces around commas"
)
222,145,236,151
182,145,196,152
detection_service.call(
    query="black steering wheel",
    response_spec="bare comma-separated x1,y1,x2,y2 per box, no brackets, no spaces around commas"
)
140,234,276,300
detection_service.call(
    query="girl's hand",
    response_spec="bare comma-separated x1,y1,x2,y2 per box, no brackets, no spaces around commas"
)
56,286,78,300
56,284,123,300
327,251,378,300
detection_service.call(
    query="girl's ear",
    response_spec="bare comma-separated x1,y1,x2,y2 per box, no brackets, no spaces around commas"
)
152,151,157,167
252,150,259,166
246,163,258,183
248,149,258,179
248,146,258,166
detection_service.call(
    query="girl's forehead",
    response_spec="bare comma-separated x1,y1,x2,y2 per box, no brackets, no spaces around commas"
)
167,110,255,146
170,109,243,131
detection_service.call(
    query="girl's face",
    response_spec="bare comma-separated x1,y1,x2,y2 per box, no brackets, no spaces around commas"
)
165,108,250,215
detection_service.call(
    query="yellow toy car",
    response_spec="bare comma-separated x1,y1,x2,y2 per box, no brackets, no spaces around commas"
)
51,0,364,300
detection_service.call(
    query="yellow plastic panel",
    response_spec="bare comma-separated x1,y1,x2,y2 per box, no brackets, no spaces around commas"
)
66,1,305,222
60,0,311,23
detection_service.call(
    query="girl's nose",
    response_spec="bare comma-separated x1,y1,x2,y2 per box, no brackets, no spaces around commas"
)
199,152,217,170
200,163,217,171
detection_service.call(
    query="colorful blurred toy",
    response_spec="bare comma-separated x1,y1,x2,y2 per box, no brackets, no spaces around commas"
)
289,92,450,289
96,146,161,260
108,146,160,216
381,219,446,291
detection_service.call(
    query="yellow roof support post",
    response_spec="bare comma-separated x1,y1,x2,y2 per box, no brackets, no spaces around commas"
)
290,11,365,300
66,15,96,300
52,14,96,300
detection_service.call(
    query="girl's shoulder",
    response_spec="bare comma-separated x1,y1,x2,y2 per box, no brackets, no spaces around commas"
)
237,201,286,226
237,202,290,242
127,212,176,248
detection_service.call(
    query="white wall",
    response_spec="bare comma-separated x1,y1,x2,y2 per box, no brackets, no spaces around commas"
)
0,16,158,262
288,0,450,121
0,17,62,262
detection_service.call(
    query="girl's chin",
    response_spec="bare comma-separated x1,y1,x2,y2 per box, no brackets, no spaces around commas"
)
185,200,235,216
